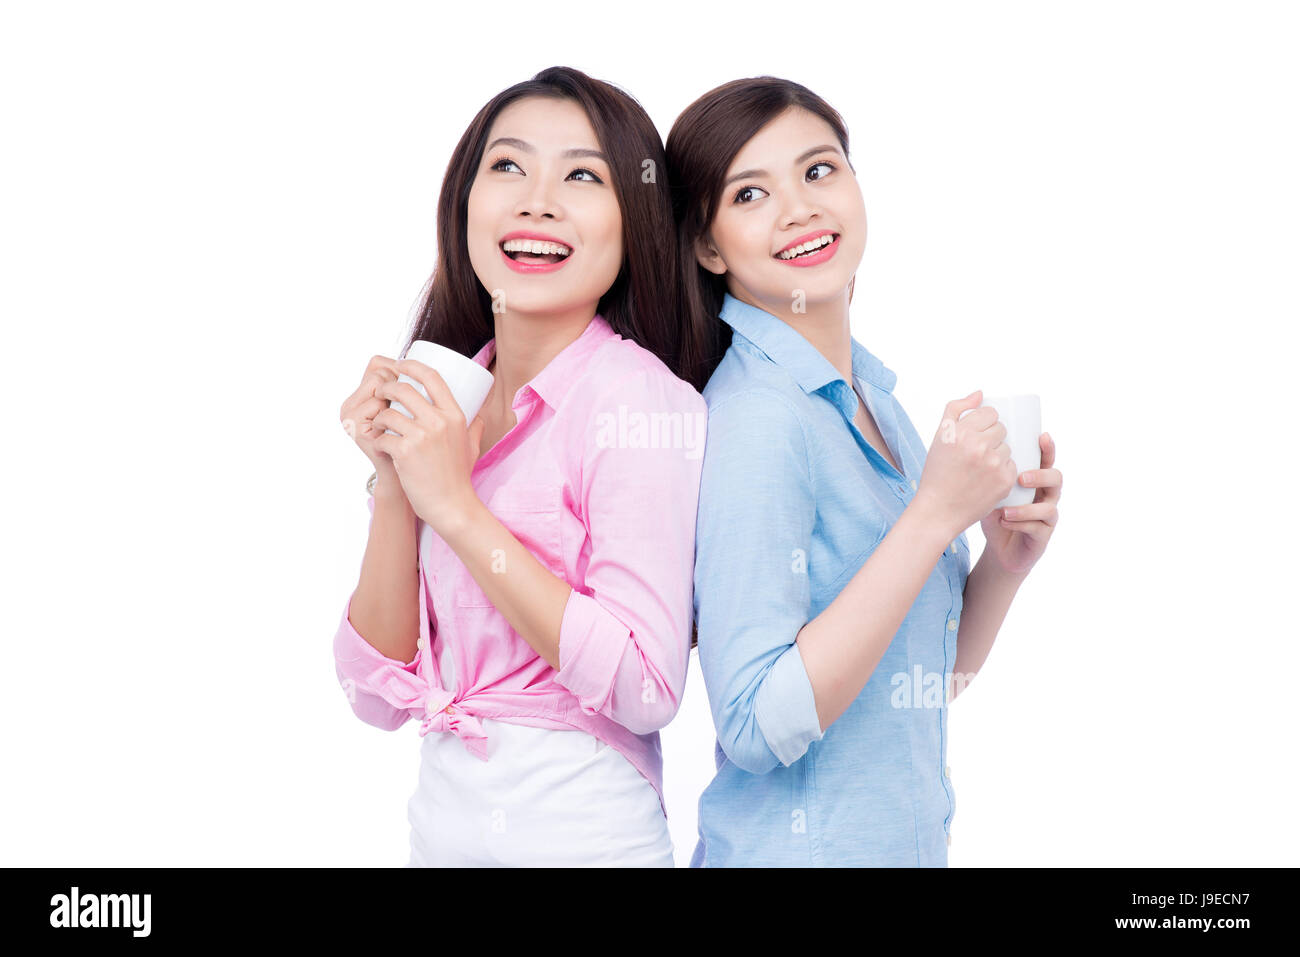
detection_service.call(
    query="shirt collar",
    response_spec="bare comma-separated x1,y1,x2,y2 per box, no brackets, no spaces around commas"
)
718,292,897,396
470,313,619,410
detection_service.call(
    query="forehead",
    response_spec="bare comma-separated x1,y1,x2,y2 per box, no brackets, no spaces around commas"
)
484,95,601,151
727,107,840,172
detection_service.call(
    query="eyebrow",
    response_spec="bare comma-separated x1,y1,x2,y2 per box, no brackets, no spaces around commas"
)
722,144,842,188
484,137,607,162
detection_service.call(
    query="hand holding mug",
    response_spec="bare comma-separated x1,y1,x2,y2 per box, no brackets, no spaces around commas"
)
914,389,1018,537
339,355,404,496
980,430,1062,575
371,359,488,533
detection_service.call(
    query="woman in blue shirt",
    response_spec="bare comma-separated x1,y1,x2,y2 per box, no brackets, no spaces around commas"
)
666,77,1064,866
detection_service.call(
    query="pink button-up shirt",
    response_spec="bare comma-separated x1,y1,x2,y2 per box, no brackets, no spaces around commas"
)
334,314,706,819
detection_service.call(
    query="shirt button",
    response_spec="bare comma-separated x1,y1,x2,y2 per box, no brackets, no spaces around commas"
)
945,765,951,778
947,618,957,631
949,541,957,554
947,834,952,846
425,699,439,713
416,637,426,650
444,705,455,714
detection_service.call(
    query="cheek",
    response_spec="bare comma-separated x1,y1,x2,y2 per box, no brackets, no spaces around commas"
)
606,238,624,280
466,192,492,249
591,238,622,293
714,217,769,272
842,186,869,233
742,219,779,264
586,207,623,281
464,206,488,265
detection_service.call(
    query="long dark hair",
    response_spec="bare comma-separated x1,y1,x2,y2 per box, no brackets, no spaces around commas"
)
666,77,853,387
402,66,712,391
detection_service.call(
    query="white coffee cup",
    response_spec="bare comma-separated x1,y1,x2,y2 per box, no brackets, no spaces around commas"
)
385,339,495,435
960,393,1042,509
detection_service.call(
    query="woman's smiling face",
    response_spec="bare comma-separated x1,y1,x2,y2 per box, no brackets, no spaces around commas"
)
466,95,624,317
697,106,866,312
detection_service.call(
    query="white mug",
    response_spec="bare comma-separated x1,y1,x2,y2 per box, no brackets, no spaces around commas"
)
385,339,495,435
960,393,1042,509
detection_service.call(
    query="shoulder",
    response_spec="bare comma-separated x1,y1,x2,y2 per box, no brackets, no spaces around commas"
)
703,337,804,413
566,334,706,415
696,347,814,486
702,344,808,440
698,383,811,488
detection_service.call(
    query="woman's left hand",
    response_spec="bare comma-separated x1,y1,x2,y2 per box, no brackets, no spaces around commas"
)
372,358,487,533
979,432,1062,575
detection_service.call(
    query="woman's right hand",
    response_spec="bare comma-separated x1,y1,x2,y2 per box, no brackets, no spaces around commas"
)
913,389,1018,537
340,355,405,494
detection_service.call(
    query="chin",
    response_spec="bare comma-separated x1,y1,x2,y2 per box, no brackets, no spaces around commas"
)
496,288,567,315
759,270,852,306
806,275,856,305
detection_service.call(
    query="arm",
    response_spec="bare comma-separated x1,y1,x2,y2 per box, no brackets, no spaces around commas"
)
332,478,422,730
438,371,705,735
950,546,1029,698
346,477,420,662
434,499,571,670
952,429,1060,696
692,389,822,775
694,390,966,773
796,497,955,731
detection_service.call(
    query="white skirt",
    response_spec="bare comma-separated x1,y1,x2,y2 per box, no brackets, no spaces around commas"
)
406,715,674,867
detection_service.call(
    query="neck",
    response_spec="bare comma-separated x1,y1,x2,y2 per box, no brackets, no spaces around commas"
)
484,303,596,415
733,284,855,385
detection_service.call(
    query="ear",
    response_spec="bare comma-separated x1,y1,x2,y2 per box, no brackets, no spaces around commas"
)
694,234,727,276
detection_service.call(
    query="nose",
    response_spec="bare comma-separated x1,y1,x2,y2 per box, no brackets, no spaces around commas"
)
781,200,818,230
514,171,560,220
780,183,820,230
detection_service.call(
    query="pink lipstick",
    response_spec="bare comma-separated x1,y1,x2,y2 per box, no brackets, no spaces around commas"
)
499,230,574,274
774,229,840,267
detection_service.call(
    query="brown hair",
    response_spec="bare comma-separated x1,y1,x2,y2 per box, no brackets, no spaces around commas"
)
666,76,853,389
402,65,713,392
668,77,853,651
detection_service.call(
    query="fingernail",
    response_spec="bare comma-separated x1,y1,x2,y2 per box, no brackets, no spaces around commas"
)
1003,508,1016,519
1020,473,1032,485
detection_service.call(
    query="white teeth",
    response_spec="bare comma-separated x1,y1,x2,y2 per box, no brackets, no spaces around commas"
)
777,234,835,259
502,239,572,256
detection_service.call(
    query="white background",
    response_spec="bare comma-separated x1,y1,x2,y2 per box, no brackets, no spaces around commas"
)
2,0,1295,867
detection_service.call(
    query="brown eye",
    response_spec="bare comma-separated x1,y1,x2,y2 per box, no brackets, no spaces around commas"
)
733,185,769,205
807,162,835,181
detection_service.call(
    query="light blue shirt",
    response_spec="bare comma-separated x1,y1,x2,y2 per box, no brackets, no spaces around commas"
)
690,293,971,867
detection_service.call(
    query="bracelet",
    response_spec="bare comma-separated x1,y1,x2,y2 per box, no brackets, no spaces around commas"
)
366,471,377,496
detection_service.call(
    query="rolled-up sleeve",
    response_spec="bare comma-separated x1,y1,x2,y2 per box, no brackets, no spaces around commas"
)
553,369,706,735
693,388,824,774
332,495,423,731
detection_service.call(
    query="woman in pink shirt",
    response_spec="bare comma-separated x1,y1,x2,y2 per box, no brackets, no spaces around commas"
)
334,66,710,866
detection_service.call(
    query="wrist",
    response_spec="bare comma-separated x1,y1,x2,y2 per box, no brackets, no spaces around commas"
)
427,490,487,544
901,493,962,553
371,472,411,511
975,543,1033,584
